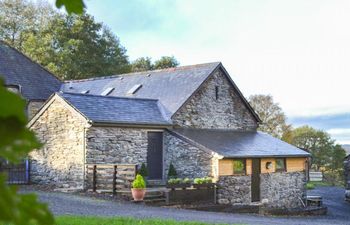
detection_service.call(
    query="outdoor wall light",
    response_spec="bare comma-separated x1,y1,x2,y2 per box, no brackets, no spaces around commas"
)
265,162,273,169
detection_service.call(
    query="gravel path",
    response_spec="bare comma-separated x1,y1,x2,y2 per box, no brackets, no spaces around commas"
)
28,187,350,225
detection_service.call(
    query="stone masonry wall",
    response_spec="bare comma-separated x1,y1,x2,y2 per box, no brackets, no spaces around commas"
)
172,69,257,130
217,175,252,205
163,131,217,180
29,98,87,189
260,172,306,209
85,127,149,165
27,101,44,119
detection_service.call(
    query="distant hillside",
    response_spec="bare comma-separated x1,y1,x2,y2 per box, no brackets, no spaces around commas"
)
343,144,350,155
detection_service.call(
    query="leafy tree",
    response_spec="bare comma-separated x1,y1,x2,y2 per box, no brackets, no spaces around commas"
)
131,56,179,72
154,56,179,69
330,144,346,171
0,0,35,49
0,78,54,225
284,125,345,171
249,94,290,138
131,57,153,72
22,13,130,80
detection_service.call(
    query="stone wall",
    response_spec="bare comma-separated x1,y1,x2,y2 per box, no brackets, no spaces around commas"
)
85,127,150,165
260,172,306,209
29,98,87,189
27,101,44,119
163,132,217,180
172,69,257,130
217,175,252,205
345,157,350,189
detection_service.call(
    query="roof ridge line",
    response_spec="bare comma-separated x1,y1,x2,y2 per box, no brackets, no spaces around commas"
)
59,91,160,102
64,62,221,83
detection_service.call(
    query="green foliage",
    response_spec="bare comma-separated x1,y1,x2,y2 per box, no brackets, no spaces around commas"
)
132,174,146,189
131,56,179,72
22,13,131,80
0,79,54,225
138,163,148,177
323,169,344,186
284,125,346,171
183,178,192,184
168,163,177,178
167,178,193,185
167,178,182,185
131,57,153,72
55,0,85,14
193,177,212,184
306,182,315,190
55,216,231,225
248,94,291,139
153,56,179,69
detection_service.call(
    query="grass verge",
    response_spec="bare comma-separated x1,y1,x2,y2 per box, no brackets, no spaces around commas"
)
55,216,234,225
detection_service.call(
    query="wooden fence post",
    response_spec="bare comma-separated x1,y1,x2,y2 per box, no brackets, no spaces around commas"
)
112,165,117,195
92,165,97,192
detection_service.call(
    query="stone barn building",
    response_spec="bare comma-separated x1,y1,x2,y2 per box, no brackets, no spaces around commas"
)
0,41,61,118
29,62,310,209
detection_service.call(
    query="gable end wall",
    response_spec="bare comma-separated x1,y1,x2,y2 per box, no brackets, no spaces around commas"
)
172,69,258,130
29,98,86,189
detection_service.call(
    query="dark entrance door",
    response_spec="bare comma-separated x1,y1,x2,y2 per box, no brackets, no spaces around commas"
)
147,132,163,180
251,158,261,202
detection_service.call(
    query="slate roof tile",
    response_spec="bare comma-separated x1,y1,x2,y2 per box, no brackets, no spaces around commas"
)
58,92,172,126
0,42,61,100
170,128,310,157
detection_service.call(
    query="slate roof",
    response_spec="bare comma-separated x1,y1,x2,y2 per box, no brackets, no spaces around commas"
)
58,92,172,126
60,62,260,121
170,128,310,158
0,42,61,101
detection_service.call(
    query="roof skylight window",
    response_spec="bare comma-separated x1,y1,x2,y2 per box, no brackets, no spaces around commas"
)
127,84,142,95
101,87,115,96
81,90,90,94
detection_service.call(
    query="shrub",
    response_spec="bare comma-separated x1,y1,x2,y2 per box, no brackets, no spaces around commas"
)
194,177,213,184
132,174,146,189
138,163,148,177
168,163,177,178
183,178,192,184
168,178,182,185
306,182,315,190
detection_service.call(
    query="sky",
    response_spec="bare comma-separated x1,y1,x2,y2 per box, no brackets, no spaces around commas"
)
74,0,350,143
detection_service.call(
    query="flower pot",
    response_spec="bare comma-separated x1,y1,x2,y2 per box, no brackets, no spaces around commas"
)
131,188,146,201
193,183,215,189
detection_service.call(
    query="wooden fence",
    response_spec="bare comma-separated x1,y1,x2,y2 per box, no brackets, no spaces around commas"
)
309,171,323,182
86,164,137,194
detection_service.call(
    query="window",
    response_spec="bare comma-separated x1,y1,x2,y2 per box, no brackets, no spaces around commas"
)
101,87,115,96
275,158,286,172
81,90,90,94
127,84,142,95
233,159,246,175
215,86,219,100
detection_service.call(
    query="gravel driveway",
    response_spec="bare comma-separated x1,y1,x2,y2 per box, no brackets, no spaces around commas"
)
27,186,350,225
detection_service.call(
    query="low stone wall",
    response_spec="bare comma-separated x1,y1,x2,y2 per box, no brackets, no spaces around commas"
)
217,175,251,205
260,172,306,209
163,132,216,179
85,127,149,165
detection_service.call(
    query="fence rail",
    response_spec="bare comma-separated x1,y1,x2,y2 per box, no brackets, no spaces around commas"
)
86,164,137,194
309,171,323,182
0,159,29,184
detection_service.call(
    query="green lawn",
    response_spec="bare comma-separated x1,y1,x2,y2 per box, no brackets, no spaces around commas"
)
306,181,336,189
56,216,232,225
